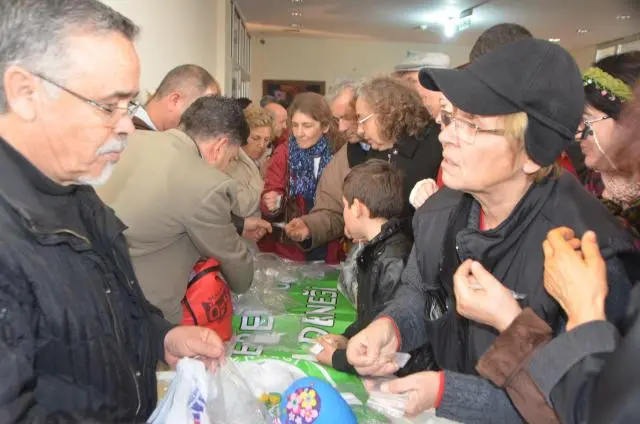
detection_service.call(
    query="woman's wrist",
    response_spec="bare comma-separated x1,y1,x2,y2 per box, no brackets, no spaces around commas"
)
495,304,523,333
566,298,607,331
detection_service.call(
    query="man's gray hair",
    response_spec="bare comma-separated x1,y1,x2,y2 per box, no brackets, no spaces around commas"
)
179,96,250,146
325,78,361,104
0,0,139,113
259,95,277,108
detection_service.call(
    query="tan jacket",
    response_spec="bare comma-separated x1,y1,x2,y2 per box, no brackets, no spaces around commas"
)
97,129,253,323
300,143,349,249
224,148,264,217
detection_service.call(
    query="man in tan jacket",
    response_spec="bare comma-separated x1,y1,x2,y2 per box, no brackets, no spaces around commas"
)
98,96,271,323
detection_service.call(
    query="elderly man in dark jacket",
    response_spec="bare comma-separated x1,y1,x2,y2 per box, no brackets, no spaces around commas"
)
0,1,225,423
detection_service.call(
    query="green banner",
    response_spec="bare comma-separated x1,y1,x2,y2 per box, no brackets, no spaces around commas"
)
231,274,367,401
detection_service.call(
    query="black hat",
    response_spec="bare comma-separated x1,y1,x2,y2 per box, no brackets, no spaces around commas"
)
419,38,585,166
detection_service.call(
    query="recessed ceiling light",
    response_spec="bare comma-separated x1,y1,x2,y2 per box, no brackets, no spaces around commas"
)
291,9,302,17
291,0,303,4
577,28,589,34
616,15,631,20
549,38,561,43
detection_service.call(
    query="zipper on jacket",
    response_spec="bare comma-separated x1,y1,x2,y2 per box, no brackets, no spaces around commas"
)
93,255,143,417
109,249,143,416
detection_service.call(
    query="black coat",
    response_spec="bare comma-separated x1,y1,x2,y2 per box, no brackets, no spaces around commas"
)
369,121,443,220
411,173,638,374
0,138,172,423
331,218,412,373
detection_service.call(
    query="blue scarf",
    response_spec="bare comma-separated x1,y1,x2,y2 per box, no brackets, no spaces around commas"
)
288,134,333,199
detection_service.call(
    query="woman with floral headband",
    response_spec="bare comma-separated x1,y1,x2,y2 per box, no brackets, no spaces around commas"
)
576,51,640,241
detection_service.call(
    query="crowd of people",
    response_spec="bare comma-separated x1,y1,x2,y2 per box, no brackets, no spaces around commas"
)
0,0,639,423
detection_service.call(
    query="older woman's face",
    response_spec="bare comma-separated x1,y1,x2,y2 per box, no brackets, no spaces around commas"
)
355,97,394,151
577,104,617,172
291,112,326,149
244,126,272,161
438,98,531,193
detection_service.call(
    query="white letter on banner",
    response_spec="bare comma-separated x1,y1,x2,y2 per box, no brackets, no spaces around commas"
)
298,327,328,344
308,290,337,305
240,314,274,331
302,316,334,327
232,343,264,356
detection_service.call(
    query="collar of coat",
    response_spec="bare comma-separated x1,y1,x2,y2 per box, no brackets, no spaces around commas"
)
0,136,126,248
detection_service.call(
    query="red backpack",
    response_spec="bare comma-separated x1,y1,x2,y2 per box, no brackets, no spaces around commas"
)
180,258,233,341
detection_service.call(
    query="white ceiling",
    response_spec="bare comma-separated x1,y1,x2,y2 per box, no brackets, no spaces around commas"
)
236,0,640,50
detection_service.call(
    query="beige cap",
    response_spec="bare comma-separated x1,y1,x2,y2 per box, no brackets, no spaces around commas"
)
395,52,451,71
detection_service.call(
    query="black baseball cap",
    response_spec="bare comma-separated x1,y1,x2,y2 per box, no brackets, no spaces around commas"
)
419,38,585,166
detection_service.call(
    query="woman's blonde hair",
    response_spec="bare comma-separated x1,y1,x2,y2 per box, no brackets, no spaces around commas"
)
243,105,274,140
503,112,561,183
356,76,430,143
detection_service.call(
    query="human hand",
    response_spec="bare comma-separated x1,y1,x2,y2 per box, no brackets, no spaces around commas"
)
409,179,439,209
378,371,442,416
262,191,281,212
318,334,348,350
164,326,225,370
454,260,523,332
285,218,311,242
542,227,607,331
315,339,338,366
346,318,399,376
242,217,272,241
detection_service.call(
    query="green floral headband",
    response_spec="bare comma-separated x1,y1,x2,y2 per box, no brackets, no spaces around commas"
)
583,67,634,103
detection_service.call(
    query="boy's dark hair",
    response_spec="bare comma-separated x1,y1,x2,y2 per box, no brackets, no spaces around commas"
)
343,160,404,219
469,23,533,62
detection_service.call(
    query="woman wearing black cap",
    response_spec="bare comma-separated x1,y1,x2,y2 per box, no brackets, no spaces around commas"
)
344,39,640,422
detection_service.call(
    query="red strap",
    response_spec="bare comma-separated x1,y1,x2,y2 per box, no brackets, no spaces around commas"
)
434,371,446,408
479,209,486,231
436,167,444,188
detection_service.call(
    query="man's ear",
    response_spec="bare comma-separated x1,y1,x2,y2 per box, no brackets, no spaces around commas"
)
3,66,40,121
166,91,183,112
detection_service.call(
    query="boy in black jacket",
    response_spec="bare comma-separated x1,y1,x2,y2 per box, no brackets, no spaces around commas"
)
314,160,412,374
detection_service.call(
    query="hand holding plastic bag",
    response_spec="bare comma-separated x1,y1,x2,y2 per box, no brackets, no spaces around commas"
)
148,357,271,424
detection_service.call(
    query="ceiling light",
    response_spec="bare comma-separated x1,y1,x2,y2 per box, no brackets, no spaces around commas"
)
616,15,631,20
548,38,561,43
577,28,589,34
291,0,303,4
420,24,428,30
443,19,457,38
291,9,302,17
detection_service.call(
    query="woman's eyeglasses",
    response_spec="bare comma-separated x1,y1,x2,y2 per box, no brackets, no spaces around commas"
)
576,115,610,141
440,109,505,144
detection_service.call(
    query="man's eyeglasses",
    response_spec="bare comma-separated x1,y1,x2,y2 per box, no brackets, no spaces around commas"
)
576,115,610,141
357,113,374,125
33,72,140,119
440,109,505,144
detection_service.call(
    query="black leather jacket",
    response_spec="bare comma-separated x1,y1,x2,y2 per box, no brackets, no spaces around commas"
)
0,138,172,423
332,217,412,373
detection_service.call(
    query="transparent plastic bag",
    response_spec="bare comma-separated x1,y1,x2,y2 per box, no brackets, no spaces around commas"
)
148,357,272,424
338,242,365,306
207,359,272,424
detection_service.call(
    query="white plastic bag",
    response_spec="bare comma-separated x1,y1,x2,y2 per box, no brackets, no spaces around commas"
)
148,358,271,424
